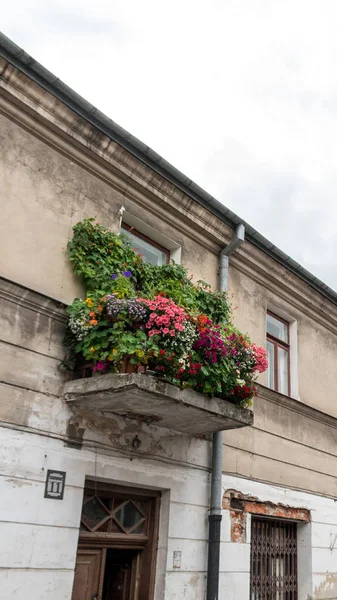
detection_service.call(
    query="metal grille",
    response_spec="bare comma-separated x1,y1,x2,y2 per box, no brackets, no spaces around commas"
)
250,517,298,600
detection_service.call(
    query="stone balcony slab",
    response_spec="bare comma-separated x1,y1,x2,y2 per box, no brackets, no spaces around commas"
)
64,373,253,436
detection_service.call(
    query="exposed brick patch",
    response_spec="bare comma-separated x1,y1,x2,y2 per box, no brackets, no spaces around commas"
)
230,509,247,543
223,489,310,543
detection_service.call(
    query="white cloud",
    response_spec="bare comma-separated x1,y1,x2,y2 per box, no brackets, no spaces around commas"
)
2,0,337,290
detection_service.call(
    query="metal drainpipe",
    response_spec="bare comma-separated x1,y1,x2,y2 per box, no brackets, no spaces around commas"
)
206,223,245,600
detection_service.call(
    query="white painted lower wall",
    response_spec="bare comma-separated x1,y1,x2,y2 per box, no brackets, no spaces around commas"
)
0,425,210,600
2,426,337,600
220,474,337,600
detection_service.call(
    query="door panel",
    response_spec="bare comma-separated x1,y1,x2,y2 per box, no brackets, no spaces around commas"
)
72,549,104,600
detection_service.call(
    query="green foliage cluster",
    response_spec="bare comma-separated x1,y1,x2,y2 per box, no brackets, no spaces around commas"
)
68,218,143,292
67,218,231,323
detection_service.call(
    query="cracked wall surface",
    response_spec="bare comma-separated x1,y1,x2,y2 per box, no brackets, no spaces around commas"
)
1,57,337,600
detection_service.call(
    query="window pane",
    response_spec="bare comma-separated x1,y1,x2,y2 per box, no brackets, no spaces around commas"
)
267,341,275,390
126,231,167,265
115,501,144,532
267,313,288,343
278,347,289,395
81,496,110,531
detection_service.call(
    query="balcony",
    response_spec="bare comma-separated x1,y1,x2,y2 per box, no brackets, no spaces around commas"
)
64,373,253,436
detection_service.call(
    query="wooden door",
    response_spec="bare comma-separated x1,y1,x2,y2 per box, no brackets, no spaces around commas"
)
73,482,161,600
72,548,105,600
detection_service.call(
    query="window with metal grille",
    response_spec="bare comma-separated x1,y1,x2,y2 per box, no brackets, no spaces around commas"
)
250,517,298,600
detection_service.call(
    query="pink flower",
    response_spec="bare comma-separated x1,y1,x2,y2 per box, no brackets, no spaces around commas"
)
149,330,156,336
93,361,106,372
143,295,187,336
251,344,268,373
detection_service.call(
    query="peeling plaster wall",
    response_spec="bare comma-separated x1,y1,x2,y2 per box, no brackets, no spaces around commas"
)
220,475,337,600
0,278,211,600
0,426,211,600
1,60,337,600
2,267,337,600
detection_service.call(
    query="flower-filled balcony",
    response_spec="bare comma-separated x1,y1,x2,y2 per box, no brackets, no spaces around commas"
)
62,219,268,435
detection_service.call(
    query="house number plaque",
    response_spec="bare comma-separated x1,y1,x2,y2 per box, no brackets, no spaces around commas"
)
44,470,66,500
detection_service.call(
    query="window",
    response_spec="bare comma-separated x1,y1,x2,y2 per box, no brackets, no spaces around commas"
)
266,312,290,395
122,224,170,266
250,517,298,600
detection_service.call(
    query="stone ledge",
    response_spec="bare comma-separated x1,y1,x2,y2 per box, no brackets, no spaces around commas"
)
64,373,253,436
0,276,66,322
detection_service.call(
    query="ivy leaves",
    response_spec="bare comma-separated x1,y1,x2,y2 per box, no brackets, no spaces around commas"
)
67,219,143,291
66,218,231,324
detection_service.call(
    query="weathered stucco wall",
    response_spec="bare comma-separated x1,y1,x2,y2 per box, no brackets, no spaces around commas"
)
0,110,220,304
0,103,336,417
1,271,337,502
228,262,337,416
0,63,336,462
0,277,212,600
0,426,211,600
223,386,337,498
220,475,337,600
3,277,337,599
1,54,337,600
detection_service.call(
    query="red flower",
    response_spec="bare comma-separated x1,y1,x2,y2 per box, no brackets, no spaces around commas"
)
159,349,166,355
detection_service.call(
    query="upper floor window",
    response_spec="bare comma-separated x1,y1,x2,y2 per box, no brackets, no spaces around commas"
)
122,224,170,266
266,311,290,395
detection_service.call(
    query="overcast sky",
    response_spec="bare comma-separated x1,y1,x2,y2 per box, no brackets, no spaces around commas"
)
2,1,337,291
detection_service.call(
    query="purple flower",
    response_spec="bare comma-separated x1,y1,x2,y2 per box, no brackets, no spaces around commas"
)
122,270,132,278
111,274,117,280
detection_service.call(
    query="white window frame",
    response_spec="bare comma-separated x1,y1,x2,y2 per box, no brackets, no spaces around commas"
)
121,211,182,264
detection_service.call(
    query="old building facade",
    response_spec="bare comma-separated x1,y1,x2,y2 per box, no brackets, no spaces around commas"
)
1,34,337,600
